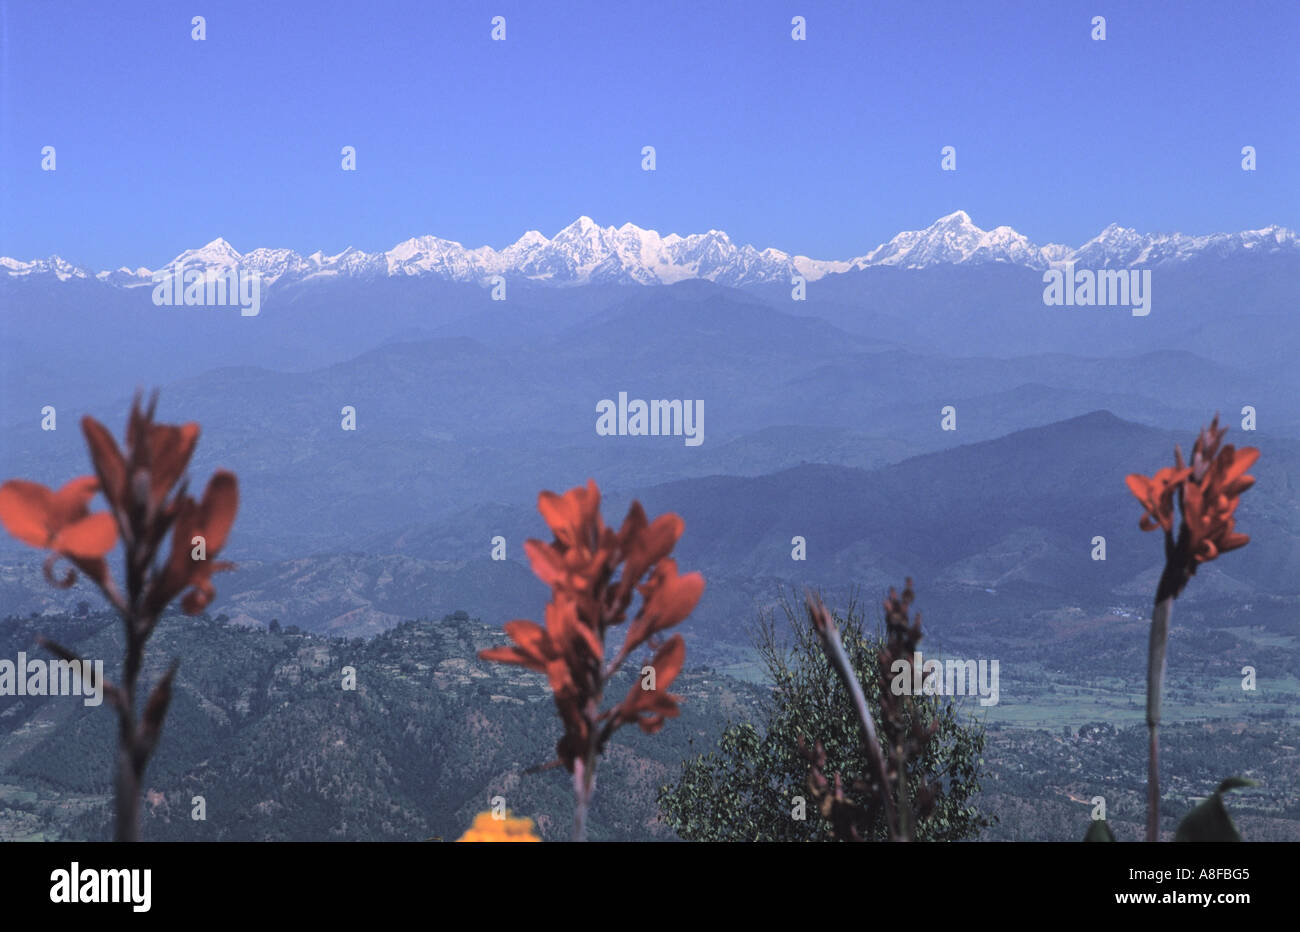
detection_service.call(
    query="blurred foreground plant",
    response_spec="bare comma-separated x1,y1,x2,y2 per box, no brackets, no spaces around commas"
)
0,394,238,841
479,479,704,840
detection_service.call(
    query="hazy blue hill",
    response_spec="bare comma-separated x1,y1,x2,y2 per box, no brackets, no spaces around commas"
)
6,249,1298,432
557,281,888,362
789,348,1270,428
4,407,1292,649
632,411,1297,596
179,410,1289,645
0,551,551,639
3,264,1296,646
760,253,1300,367
3,306,1280,567
355,410,1286,596
0,275,634,424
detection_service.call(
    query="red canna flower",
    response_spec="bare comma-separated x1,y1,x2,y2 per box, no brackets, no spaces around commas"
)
1126,414,1258,592
611,633,685,733
1181,442,1258,565
81,397,207,558
1125,466,1192,533
144,470,239,617
1128,414,1259,842
83,408,200,517
0,476,117,586
0,392,239,842
479,479,704,840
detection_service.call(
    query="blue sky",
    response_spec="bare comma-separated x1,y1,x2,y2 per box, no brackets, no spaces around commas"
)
2,0,1297,268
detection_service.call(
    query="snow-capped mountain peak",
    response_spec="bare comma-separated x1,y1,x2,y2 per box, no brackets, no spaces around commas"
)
934,209,974,227
166,237,242,271
853,211,1055,270
513,230,549,248
5,214,1298,289
1,254,91,281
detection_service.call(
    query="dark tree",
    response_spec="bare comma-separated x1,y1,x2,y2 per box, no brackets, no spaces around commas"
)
658,591,992,842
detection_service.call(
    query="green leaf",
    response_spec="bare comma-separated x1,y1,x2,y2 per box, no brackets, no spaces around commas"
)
1083,819,1116,842
1174,777,1256,842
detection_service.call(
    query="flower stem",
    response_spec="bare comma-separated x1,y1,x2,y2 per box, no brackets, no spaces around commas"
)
571,755,596,842
116,625,141,842
1146,596,1173,842
114,742,139,843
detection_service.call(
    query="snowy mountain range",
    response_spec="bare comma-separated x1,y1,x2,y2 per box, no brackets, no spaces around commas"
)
4,211,1297,289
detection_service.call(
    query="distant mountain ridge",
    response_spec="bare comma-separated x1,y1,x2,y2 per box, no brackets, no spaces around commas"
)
6,211,1297,288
